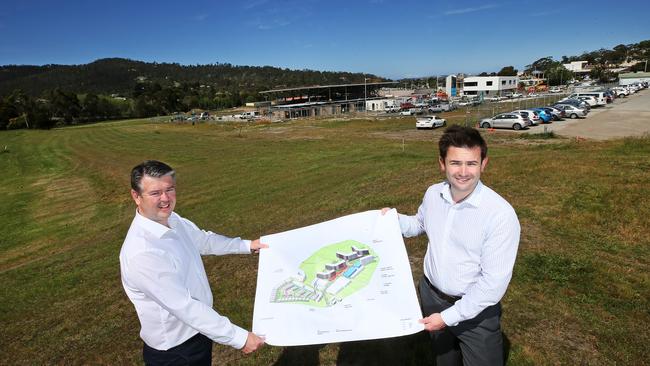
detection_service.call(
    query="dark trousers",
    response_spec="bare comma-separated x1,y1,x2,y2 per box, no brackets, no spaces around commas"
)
143,333,212,366
419,276,503,366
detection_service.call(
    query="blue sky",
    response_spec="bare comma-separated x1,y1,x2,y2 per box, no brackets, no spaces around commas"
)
1,0,648,79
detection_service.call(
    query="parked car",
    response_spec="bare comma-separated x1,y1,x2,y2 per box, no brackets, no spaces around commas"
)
428,105,444,113
512,110,541,126
612,87,629,97
480,113,529,130
549,87,562,93
557,98,590,111
553,104,588,119
541,106,564,121
385,105,400,113
511,92,523,98
575,95,598,107
400,109,416,116
566,92,607,106
416,116,447,129
530,108,553,123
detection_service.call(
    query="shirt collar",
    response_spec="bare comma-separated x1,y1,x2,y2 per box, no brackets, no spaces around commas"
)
133,210,173,239
440,180,484,208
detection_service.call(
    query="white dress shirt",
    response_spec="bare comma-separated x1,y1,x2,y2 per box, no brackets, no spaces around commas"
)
398,181,520,327
120,210,252,350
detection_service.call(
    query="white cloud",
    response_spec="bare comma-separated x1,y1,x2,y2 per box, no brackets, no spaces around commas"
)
444,4,499,15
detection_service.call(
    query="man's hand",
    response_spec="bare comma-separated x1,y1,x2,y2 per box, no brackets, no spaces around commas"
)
241,332,265,354
419,313,447,331
250,239,268,254
380,207,392,215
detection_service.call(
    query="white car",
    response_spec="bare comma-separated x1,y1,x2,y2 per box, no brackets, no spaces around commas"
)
416,116,447,129
400,109,416,116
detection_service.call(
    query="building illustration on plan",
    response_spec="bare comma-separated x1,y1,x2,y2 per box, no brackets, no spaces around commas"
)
270,240,378,307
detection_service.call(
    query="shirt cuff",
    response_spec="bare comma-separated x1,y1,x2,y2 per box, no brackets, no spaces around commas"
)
243,239,252,253
229,325,250,349
440,306,462,327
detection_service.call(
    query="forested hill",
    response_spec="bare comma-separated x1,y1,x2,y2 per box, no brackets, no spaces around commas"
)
0,58,381,97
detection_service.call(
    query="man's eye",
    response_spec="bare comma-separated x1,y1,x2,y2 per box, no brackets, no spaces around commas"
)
150,192,161,197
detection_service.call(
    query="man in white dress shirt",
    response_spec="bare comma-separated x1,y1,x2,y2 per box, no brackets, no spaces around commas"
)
383,126,520,365
120,160,266,365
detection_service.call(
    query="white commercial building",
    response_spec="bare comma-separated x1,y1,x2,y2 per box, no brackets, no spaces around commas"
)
365,98,400,112
462,76,519,97
618,71,650,85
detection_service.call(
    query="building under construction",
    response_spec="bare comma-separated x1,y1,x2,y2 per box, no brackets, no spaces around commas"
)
258,81,398,119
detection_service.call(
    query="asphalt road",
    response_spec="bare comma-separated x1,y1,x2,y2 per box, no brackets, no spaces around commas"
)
526,89,650,140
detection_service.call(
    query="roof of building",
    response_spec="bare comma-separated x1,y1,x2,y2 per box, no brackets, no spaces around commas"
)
259,81,397,94
619,72,650,79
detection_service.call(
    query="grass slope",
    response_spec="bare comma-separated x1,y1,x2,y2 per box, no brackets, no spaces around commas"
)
0,117,648,365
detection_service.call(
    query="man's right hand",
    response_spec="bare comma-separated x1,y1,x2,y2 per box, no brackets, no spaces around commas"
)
381,207,392,215
241,332,265,354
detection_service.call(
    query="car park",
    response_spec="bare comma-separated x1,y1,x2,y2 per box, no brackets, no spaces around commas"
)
553,104,588,119
416,116,447,129
479,113,529,130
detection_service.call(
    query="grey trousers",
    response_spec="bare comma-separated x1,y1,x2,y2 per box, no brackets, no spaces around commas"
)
419,277,503,366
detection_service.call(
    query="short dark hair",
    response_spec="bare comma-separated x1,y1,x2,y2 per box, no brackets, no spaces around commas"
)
439,125,487,161
131,160,175,193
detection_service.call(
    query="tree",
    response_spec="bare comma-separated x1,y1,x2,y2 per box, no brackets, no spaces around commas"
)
497,66,517,76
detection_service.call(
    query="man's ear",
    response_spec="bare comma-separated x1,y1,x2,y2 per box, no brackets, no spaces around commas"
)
481,156,489,172
131,189,141,205
438,157,446,172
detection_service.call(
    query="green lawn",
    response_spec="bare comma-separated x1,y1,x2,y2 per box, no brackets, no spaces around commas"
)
0,117,648,365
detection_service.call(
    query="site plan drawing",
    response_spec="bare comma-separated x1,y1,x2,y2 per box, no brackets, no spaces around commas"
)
253,209,424,346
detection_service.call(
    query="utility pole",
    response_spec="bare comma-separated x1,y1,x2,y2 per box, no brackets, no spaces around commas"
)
364,77,368,115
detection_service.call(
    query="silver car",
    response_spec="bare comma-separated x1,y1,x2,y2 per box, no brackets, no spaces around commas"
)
553,104,588,119
480,113,530,130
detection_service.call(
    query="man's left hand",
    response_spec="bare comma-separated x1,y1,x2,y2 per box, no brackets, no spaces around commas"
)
251,239,268,254
420,313,447,331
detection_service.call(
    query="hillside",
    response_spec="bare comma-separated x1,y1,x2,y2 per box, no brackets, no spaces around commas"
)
0,58,382,97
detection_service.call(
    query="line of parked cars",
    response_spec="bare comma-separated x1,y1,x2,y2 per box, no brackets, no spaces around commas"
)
480,99,588,130
479,81,648,131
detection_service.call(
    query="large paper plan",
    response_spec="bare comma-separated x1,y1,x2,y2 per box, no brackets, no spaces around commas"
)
253,209,424,346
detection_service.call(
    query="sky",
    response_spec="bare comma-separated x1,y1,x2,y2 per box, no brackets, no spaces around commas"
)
1,0,649,79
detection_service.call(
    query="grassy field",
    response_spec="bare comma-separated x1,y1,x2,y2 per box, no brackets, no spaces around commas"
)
1,115,649,365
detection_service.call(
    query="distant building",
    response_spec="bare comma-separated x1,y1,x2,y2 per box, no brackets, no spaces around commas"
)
563,61,591,75
445,75,458,97
462,76,518,97
618,71,650,85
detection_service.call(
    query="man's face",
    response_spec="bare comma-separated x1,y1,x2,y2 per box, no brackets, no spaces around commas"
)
439,146,488,202
131,174,176,226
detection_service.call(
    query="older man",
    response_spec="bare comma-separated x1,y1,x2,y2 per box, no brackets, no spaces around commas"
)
120,160,265,365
